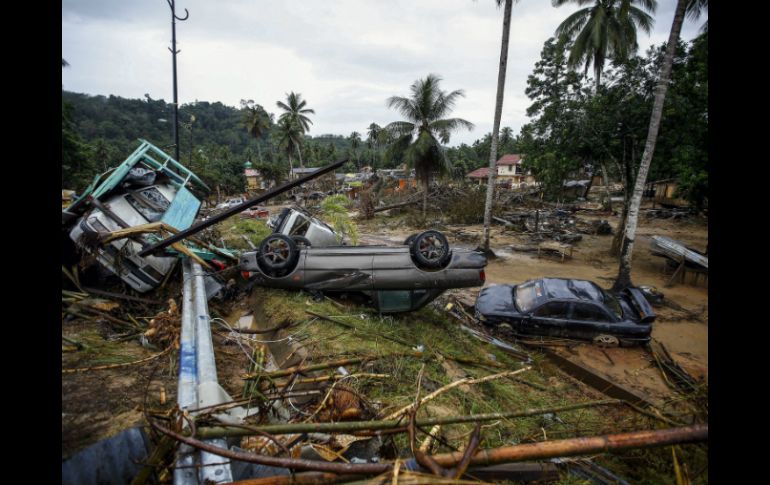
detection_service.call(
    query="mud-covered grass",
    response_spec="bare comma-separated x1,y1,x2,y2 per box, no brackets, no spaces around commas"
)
251,288,659,452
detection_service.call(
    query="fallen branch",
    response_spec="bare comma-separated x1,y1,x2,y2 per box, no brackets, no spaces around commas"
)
383,367,531,421
197,399,618,439
62,346,173,373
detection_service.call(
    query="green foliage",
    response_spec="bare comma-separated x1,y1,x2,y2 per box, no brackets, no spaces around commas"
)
554,0,657,88
384,74,474,185
319,194,359,245
519,33,707,208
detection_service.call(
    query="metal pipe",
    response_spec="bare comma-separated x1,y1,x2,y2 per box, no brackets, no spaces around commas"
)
191,260,233,483
138,158,346,256
174,259,199,485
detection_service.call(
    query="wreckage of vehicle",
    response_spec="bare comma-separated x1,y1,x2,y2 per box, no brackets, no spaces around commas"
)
240,229,488,313
475,278,655,346
62,140,233,294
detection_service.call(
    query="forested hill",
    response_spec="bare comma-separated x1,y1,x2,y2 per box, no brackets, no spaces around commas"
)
61,91,363,192
64,91,278,161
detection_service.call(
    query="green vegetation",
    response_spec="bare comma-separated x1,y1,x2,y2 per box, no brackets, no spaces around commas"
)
318,194,359,245
384,74,475,215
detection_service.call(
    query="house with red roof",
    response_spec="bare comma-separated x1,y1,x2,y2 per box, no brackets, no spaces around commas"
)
465,154,535,188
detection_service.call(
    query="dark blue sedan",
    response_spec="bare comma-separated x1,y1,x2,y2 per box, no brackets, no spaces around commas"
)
474,278,655,346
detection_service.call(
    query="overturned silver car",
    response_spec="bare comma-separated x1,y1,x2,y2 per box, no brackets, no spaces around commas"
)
241,229,487,313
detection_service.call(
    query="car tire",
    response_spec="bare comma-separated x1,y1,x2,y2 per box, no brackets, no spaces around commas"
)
404,233,418,246
257,234,299,276
292,235,312,248
410,230,451,269
593,334,620,348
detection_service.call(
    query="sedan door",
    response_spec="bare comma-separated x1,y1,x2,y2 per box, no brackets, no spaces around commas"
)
565,303,615,339
528,301,572,338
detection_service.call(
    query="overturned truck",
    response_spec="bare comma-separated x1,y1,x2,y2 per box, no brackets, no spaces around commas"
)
62,140,232,293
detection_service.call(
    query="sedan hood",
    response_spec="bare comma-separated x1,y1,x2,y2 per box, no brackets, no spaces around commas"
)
475,284,517,316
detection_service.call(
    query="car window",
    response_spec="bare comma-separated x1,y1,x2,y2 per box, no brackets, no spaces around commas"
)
289,214,311,236
125,187,170,222
602,291,623,319
572,303,611,322
533,302,570,319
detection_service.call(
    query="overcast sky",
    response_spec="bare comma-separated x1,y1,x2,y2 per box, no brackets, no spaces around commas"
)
62,0,706,146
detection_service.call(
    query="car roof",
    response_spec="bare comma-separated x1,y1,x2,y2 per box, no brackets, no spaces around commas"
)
538,278,607,304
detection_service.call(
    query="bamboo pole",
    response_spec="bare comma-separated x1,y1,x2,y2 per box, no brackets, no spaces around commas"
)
425,424,708,468
197,399,620,439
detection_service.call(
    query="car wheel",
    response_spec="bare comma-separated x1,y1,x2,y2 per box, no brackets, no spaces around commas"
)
410,230,451,269
593,334,620,348
257,234,299,276
292,235,312,248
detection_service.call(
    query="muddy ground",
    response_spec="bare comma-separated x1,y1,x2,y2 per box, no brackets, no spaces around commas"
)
357,206,708,409
61,200,707,482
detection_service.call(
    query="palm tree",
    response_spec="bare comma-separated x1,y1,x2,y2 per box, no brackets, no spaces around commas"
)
276,92,315,168
367,123,381,166
241,100,273,161
481,0,518,253
348,131,362,168
613,0,706,290
275,117,303,181
384,74,474,216
553,0,657,90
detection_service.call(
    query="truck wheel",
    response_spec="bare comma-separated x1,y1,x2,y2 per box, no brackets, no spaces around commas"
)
257,234,299,276
410,230,451,269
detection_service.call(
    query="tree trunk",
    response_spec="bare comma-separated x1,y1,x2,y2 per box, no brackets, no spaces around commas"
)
481,0,513,252
287,154,294,181
599,160,613,211
297,145,304,169
423,177,429,217
613,0,687,291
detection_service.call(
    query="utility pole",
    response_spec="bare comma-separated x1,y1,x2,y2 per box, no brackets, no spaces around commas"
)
166,0,189,163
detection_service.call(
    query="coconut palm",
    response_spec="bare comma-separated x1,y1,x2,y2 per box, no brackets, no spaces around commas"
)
613,0,706,290
277,92,314,168
241,100,273,161
348,131,362,168
367,123,381,165
553,0,657,90
481,0,518,253
384,74,474,216
275,117,303,181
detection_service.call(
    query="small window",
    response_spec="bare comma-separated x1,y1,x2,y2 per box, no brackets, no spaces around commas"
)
125,186,170,223
289,215,311,237
572,303,611,322
533,302,570,319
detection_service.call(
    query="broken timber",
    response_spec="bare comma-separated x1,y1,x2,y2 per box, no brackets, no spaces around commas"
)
536,347,659,409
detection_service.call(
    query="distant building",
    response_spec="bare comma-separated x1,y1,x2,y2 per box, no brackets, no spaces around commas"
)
244,161,267,191
466,154,535,187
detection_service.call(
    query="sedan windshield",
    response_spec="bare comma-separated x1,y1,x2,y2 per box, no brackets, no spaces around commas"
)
514,281,540,312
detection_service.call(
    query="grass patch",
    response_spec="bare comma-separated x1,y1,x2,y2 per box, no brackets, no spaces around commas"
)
215,218,272,250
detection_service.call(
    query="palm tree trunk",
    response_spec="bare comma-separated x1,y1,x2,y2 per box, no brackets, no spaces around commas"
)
287,154,294,181
482,0,513,252
296,145,304,169
613,0,687,291
423,177,428,217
